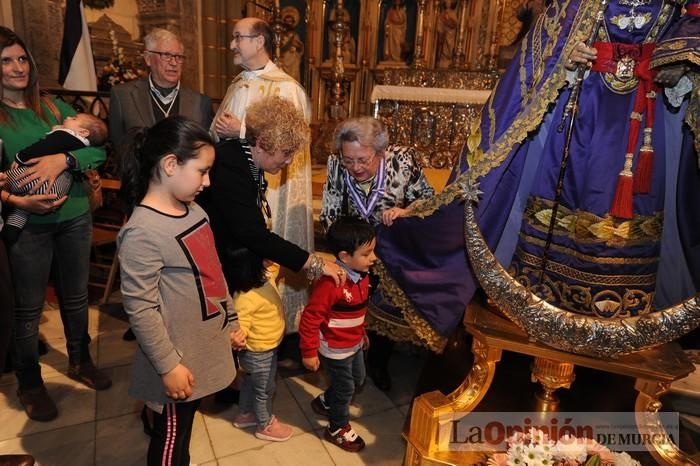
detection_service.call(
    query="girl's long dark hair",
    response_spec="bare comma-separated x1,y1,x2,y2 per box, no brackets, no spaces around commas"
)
119,115,214,214
222,247,267,294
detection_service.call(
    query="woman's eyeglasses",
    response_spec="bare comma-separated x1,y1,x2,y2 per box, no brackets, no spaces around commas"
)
340,154,376,168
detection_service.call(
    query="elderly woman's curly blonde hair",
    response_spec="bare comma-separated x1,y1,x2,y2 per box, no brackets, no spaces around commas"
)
245,96,310,155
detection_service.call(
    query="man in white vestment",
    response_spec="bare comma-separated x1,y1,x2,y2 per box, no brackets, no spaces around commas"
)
211,17,313,333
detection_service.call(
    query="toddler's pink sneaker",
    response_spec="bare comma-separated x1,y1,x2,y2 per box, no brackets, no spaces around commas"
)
255,415,292,442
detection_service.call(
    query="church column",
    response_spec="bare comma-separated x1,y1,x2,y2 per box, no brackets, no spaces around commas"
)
328,0,348,120
201,0,244,100
413,0,429,68
271,0,284,65
487,0,506,70
452,0,470,68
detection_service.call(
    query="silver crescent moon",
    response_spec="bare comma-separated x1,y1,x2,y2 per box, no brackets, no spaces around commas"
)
461,185,700,358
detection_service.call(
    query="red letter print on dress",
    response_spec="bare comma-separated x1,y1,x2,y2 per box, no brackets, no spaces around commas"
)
176,219,229,322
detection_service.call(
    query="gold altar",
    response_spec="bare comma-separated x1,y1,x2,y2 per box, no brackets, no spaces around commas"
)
371,69,495,169
403,301,697,466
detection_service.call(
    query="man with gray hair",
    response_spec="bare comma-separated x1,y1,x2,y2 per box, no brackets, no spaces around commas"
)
109,28,213,150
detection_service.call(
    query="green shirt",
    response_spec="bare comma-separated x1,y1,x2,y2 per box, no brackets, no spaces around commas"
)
0,98,106,224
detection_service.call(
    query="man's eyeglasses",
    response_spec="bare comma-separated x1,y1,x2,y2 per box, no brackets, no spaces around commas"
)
146,50,186,63
231,32,260,42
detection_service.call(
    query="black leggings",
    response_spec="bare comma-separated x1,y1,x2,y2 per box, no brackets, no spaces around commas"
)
147,399,201,466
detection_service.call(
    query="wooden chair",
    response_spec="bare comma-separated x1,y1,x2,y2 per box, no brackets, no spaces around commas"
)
89,178,123,305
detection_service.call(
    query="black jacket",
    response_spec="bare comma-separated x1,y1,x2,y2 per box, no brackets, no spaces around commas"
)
201,139,309,276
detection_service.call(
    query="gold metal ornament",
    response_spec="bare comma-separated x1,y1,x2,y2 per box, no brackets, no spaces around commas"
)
460,178,700,358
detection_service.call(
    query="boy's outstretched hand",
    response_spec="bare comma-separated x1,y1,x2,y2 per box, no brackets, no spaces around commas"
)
303,356,320,372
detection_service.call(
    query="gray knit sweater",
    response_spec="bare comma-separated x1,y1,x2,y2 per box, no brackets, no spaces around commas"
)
118,202,238,411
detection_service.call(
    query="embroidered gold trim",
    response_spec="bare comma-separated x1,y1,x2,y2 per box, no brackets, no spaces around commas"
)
544,0,569,59
619,0,651,5
650,50,700,68
512,263,655,317
518,232,659,265
519,25,530,102
611,12,652,30
530,14,545,102
515,248,658,286
656,39,689,51
648,3,673,43
603,72,639,94
467,125,484,167
371,259,448,352
524,197,663,247
488,80,499,147
366,305,426,348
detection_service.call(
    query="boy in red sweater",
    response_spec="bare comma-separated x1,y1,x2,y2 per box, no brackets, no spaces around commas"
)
299,217,377,452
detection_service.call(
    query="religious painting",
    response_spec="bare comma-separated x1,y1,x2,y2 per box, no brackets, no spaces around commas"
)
323,0,360,65
279,0,307,85
377,0,417,65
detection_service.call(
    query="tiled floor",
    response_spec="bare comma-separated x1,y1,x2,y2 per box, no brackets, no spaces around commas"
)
0,302,420,466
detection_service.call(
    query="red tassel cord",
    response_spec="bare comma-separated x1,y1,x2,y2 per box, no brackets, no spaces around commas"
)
610,152,635,219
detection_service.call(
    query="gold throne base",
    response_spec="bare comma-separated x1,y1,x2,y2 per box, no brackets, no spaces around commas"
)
403,302,697,466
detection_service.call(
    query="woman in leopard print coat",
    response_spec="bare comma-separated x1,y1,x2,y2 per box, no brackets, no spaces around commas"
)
319,117,434,231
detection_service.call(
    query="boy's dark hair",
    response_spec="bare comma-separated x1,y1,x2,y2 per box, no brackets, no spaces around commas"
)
222,247,267,293
326,216,375,258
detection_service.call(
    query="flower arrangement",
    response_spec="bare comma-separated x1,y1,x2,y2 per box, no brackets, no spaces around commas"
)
487,429,641,466
97,29,145,91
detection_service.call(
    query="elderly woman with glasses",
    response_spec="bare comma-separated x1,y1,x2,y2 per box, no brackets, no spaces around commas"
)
319,117,434,231
319,116,434,392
